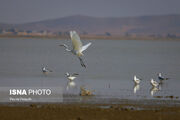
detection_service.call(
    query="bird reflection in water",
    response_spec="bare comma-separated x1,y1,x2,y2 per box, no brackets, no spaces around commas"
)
133,84,140,94
66,81,76,90
150,86,161,96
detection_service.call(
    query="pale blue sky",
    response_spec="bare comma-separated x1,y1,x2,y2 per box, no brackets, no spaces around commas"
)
0,0,180,23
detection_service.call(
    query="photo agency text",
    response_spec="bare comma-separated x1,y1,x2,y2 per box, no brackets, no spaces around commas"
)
9,89,51,95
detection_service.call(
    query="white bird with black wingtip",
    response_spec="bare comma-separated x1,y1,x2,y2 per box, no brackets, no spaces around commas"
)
59,31,92,68
158,73,168,80
42,67,52,74
65,72,79,81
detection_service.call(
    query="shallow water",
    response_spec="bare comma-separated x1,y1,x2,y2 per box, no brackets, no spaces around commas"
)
0,38,180,102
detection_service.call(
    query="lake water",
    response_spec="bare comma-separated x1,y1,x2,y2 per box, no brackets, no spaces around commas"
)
0,38,180,103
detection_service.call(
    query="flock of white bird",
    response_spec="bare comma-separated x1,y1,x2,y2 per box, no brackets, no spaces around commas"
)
133,73,169,96
41,30,169,97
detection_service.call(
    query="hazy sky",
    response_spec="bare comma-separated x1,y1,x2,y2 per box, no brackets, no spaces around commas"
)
0,0,180,24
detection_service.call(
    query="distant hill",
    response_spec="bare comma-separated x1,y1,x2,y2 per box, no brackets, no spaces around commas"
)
1,14,180,36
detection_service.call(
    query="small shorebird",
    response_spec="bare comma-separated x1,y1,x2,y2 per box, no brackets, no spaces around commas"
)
80,86,94,96
133,75,141,84
65,72,79,81
158,73,169,80
42,67,52,75
150,79,159,87
59,31,92,68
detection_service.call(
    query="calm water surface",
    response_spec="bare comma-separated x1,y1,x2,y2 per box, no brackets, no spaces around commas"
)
0,38,180,102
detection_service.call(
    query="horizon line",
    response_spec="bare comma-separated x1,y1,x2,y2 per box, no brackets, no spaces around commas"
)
0,13,180,25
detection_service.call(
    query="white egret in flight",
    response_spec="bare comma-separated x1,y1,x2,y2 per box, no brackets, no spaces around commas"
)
59,31,92,68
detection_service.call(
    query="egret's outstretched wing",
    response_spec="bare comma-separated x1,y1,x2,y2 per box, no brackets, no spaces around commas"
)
81,42,92,52
70,31,82,51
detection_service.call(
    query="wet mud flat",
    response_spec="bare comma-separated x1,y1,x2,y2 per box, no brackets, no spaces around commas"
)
0,100,180,120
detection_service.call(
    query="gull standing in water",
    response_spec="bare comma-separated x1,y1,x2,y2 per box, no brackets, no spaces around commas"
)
150,79,159,87
42,67,52,75
133,75,141,93
59,31,92,68
150,79,161,96
133,75,141,84
158,73,169,80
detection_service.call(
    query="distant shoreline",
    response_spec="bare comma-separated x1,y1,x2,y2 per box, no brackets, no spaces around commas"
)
0,34,180,41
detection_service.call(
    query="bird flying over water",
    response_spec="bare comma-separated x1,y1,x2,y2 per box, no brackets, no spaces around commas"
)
59,31,92,68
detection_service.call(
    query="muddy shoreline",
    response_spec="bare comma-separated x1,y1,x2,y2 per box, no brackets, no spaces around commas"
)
0,100,180,120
